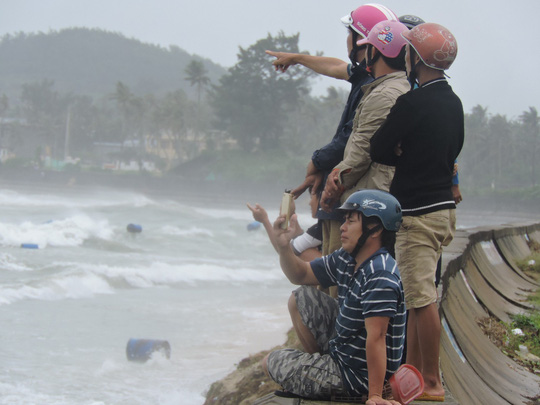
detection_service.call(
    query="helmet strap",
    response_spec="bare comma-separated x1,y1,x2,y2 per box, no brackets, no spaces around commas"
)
365,45,381,76
350,222,382,259
348,30,360,67
407,49,421,89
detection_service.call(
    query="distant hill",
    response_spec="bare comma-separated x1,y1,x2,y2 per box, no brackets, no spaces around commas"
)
0,28,227,101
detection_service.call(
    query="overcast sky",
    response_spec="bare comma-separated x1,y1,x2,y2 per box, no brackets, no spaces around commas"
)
0,0,538,118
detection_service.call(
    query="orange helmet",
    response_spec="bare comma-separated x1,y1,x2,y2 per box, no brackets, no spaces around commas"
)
402,23,457,70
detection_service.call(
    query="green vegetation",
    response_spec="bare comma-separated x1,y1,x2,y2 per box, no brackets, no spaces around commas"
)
0,29,225,99
211,32,316,151
0,28,348,178
510,245,540,366
507,313,540,359
460,105,539,193
0,27,538,194
480,241,540,374
517,253,540,282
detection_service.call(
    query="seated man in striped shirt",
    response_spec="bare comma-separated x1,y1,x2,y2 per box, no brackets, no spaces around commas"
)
262,189,406,405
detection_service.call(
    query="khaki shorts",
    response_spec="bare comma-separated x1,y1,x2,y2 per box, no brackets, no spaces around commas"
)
396,210,456,309
321,219,342,255
322,219,342,298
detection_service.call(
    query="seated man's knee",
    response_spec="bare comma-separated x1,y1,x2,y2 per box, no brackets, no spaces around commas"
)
288,292,298,315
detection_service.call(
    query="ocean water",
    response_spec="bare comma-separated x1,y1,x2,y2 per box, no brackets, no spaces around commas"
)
0,185,538,405
0,186,308,405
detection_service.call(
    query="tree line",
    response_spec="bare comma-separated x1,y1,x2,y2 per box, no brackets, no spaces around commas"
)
0,29,537,192
0,28,225,100
460,105,539,191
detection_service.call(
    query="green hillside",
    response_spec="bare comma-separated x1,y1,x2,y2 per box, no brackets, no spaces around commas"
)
0,28,226,100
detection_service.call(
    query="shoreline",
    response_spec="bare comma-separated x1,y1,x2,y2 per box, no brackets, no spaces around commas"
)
2,167,540,216
0,167,289,208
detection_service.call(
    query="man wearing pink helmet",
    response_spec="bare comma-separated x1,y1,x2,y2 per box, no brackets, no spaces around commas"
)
265,4,399,270
370,23,464,402
320,20,410,214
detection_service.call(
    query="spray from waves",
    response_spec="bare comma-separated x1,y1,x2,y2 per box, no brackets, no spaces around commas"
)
0,259,282,306
85,259,283,287
0,189,157,210
0,380,76,405
196,204,316,231
0,215,114,248
0,253,32,272
161,225,214,238
0,271,114,306
195,206,280,221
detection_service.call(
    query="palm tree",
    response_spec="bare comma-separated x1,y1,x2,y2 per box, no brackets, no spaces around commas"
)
109,81,148,166
185,60,210,136
184,60,210,107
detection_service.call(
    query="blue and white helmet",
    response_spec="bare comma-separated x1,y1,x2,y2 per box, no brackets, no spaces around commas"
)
338,189,402,231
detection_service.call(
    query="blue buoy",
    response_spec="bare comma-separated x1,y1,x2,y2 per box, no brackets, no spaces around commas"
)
247,221,261,231
126,223,143,233
126,338,171,362
21,243,39,249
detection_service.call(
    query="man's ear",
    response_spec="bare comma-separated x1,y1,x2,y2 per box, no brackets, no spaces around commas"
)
370,225,383,239
411,49,421,65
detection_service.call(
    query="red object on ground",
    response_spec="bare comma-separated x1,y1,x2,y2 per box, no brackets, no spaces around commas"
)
388,364,425,404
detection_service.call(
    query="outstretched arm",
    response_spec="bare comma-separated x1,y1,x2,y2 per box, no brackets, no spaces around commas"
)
247,203,278,251
266,51,349,80
272,214,320,286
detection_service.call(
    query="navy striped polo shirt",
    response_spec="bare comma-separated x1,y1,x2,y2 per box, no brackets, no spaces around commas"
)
310,248,406,395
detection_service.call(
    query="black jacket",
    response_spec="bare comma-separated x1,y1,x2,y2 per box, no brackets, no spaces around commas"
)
370,79,464,215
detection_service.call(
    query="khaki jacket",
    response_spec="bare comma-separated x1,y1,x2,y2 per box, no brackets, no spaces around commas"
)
335,71,409,201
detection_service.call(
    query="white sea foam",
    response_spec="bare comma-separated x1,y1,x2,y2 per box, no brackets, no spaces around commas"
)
85,260,282,287
0,253,32,272
0,272,115,305
0,257,281,306
0,381,73,405
161,225,214,237
0,215,114,248
195,206,279,221
0,189,156,210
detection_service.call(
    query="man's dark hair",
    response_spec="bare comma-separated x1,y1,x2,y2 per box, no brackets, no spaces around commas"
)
382,46,406,71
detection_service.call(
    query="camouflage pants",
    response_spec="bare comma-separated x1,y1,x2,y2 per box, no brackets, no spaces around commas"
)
266,286,346,399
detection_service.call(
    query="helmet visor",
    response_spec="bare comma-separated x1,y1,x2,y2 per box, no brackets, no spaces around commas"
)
341,14,353,27
337,201,360,211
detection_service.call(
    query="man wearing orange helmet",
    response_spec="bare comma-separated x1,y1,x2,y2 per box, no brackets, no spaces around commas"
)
370,23,464,402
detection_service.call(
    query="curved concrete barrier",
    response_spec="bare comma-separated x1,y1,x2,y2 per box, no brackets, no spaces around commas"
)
440,222,540,405
252,222,540,405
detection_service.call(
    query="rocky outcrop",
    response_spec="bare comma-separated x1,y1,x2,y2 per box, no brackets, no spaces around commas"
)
203,329,301,405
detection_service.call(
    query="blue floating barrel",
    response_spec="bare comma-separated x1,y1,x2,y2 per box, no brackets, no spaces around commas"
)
126,223,143,233
247,221,261,231
126,338,171,362
21,243,39,249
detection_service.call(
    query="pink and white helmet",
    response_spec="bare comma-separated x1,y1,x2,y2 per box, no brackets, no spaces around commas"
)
341,3,398,38
356,20,409,58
